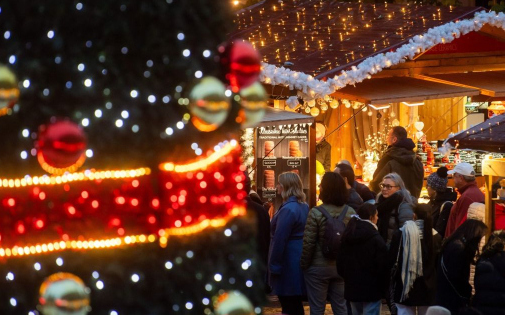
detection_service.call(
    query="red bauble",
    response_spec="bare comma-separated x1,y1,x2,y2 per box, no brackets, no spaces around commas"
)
222,40,261,92
36,120,87,174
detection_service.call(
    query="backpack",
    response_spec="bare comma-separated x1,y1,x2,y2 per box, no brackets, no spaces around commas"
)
315,205,349,259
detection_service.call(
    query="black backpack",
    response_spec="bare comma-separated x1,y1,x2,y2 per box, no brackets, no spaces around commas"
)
315,205,349,259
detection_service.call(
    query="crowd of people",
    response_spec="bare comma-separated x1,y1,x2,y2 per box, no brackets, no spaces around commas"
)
247,126,505,315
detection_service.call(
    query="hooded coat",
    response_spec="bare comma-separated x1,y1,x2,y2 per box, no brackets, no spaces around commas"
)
473,252,505,315
337,219,388,302
369,138,424,198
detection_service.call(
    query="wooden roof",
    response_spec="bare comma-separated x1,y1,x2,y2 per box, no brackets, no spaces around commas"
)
231,1,482,78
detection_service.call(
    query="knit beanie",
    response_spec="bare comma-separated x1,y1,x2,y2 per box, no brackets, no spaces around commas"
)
427,167,448,192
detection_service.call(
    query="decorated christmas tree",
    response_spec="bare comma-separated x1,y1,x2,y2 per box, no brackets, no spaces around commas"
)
0,1,267,314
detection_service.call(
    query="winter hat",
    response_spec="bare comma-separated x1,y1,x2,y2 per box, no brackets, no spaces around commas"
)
427,167,449,192
467,202,485,221
426,306,451,315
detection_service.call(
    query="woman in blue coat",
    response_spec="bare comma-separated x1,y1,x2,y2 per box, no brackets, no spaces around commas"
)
269,171,309,315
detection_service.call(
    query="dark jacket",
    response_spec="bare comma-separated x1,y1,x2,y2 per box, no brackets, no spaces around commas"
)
316,139,332,172
389,227,442,306
429,188,457,236
376,192,415,247
354,181,376,203
300,203,355,269
269,196,309,296
246,196,271,268
445,183,485,237
436,239,472,314
348,188,364,212
473,252,505,315
369,138,424,198
337,219,388,302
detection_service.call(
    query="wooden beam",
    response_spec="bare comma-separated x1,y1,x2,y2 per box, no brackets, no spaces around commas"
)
412,74,495,97
329,91,370,104
373,62,505,78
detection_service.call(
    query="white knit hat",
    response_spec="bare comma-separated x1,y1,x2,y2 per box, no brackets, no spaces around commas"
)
467,202,485,221
426,306,451,315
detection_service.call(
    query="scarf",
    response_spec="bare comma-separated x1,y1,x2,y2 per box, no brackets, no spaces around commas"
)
376,192,404,242
350,214,378,230
400,220,423,302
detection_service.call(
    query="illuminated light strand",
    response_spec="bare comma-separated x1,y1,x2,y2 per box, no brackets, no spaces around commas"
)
160,140,238,173
0,205,246,258
0,167,151,188
258,10,500,101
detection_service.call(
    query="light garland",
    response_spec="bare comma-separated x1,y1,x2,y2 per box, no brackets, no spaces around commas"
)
260,10,503,101
0,167,151,188
239,128,254,177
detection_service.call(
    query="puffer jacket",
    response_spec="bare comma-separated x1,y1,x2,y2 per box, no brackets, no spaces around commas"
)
300,203,356,269
369,138,424,198
473,252,505,315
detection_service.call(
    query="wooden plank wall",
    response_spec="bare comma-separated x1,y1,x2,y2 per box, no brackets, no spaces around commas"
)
417,97,467,142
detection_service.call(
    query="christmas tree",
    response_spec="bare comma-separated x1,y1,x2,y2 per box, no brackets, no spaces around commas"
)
0,1,266,314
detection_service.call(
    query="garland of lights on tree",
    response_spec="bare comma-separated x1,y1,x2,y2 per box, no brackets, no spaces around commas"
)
0,1,268,314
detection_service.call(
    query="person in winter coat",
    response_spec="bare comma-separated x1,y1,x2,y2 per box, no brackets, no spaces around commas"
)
376,172,416,248
301,172,356,315
268,172,309,315
426,167,457,237
336,160,376,203
472,230,505,315
334,163,364,211
436,219,488,314
388,204,442,315
337,203,388,315
369,126,424,198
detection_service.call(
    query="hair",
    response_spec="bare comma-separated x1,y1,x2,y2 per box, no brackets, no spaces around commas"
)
278,172,306,202
342,203,377,241
243,171,252,192
337,159,352,167
336,163,355,184
391,126,408,141
319,172,348,206
442,219,488,263
479,229,505,260
414,204,434,260
376,172,415,205
462,174,476,182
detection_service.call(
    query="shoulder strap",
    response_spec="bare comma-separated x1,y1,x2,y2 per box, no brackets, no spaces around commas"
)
337,205,349,221
314,206,332,220
440,201,453,213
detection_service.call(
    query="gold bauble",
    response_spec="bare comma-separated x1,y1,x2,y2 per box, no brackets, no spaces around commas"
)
189,76,230,132
239,81,266,128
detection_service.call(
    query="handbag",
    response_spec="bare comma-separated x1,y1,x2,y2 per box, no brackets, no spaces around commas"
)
388,236,402,315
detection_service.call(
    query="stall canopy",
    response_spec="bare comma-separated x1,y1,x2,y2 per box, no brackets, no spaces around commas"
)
444,114,505,152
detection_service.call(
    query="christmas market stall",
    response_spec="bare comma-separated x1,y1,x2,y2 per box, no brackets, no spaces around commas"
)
243,106,316,211
231,1,505,187
445,113,505,230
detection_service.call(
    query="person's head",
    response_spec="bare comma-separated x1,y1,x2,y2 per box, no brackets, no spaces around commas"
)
337,159,352,167
448,162,476,189
319,172,348,206
357,203,378,224
426,166,449,198
378,173,412,203
243,171,252,192
443,219,488,262
334,163,355,187
387,126,407,146
277,172,306,202
479,229,505,260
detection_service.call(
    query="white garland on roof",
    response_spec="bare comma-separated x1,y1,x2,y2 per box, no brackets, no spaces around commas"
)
260,10,505,101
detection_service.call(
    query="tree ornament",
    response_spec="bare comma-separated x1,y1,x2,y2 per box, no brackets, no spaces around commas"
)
330,99,339,109
0,64,19,117
37,272,91,315
189,76,231,132
239,81,267,128
36,119,87,175
213,290,254,315
222,40,261,92
310,107,320,117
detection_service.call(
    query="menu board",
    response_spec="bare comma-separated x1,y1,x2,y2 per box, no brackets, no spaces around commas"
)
256,124,310,210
